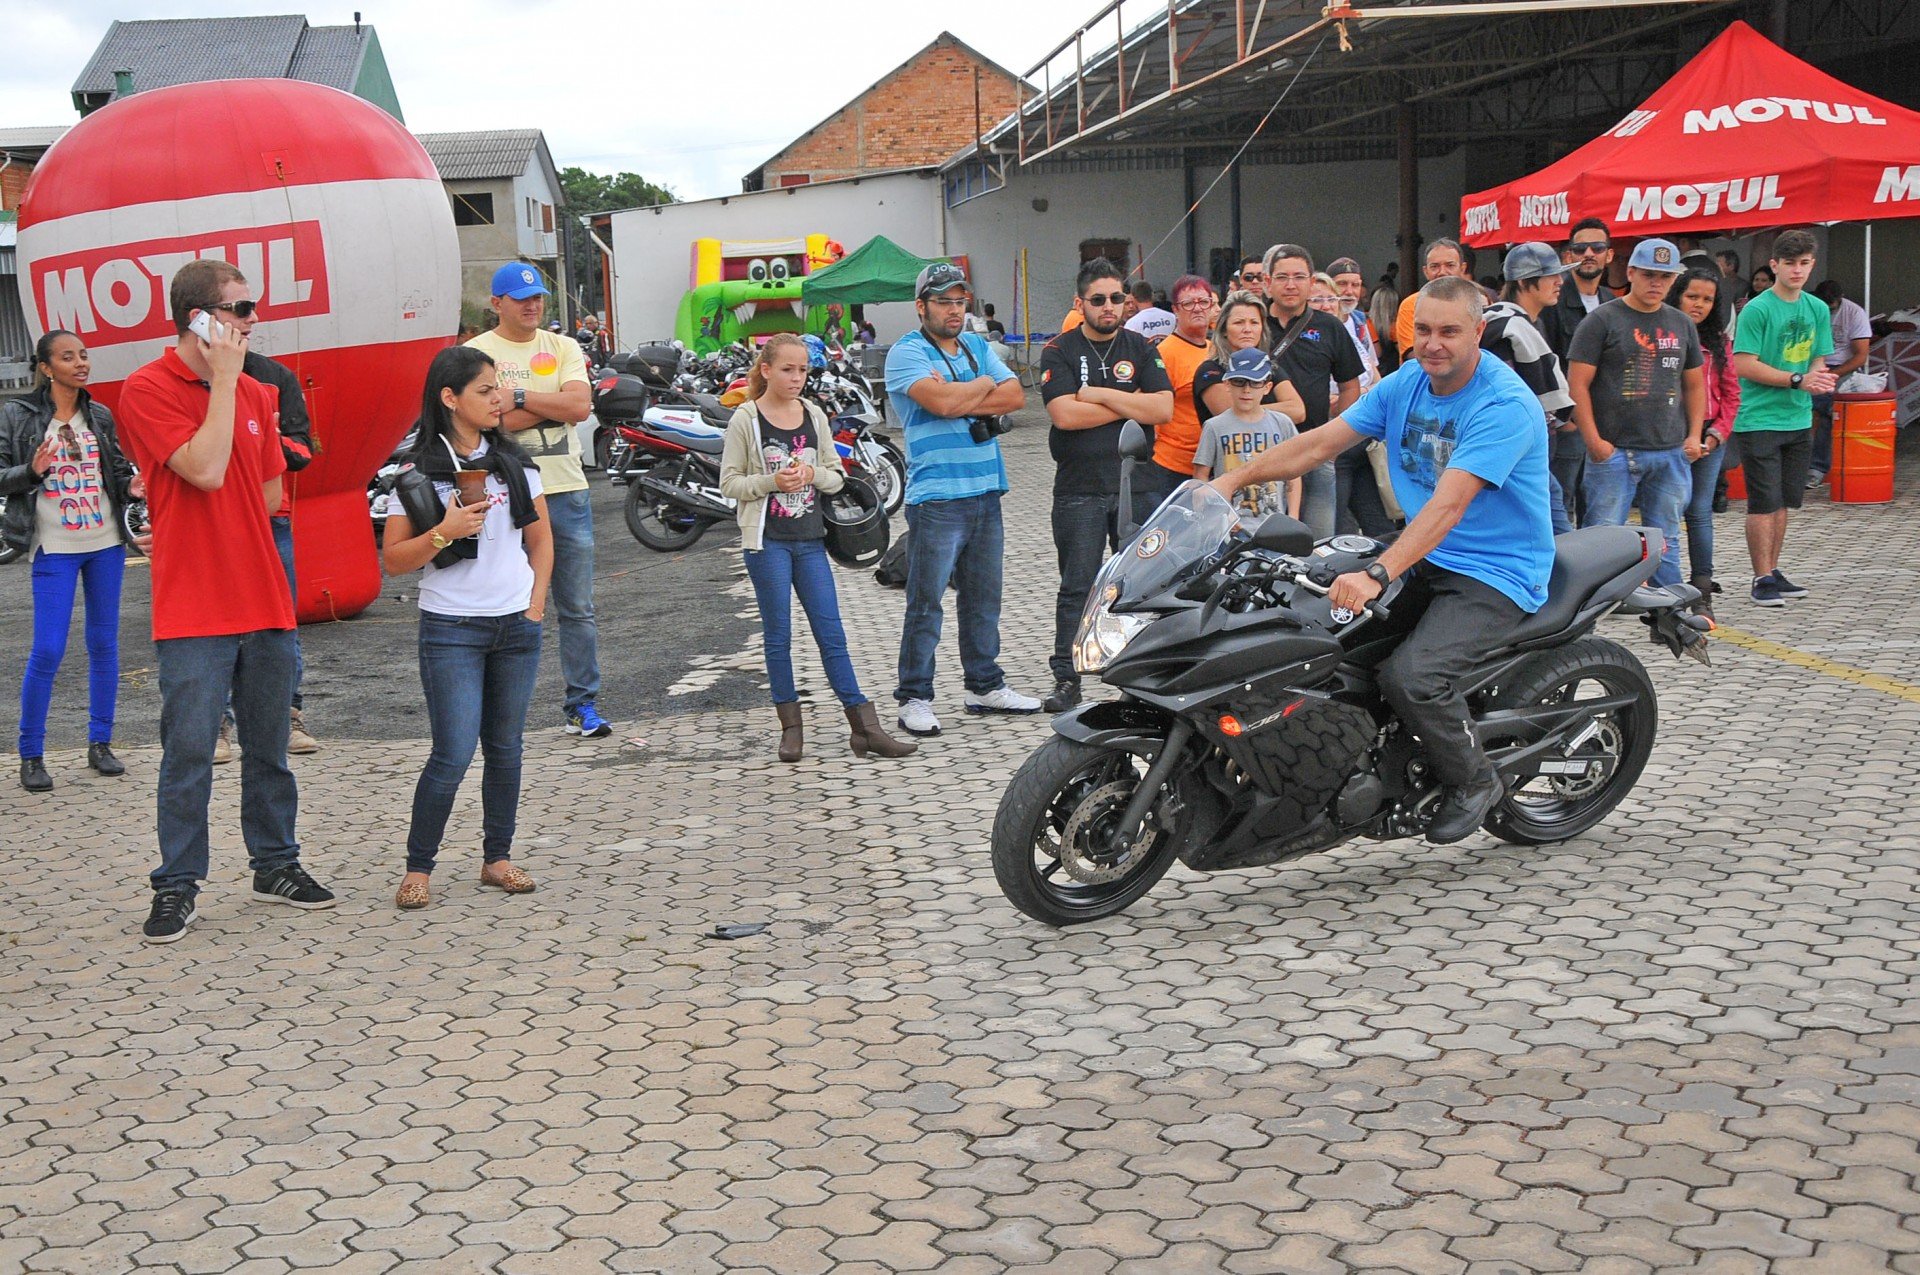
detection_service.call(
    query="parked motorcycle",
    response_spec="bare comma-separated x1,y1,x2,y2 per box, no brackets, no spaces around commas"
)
618,415,734,552
991,425,1710,928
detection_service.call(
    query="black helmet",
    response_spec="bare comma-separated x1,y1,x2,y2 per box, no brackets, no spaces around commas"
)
823,472,891,568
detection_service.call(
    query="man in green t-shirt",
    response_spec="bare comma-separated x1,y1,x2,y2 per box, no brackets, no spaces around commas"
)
1731,229,1834,608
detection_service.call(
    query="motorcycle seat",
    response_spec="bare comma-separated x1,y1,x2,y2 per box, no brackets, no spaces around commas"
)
648,416,727,454
1502,526,1653,646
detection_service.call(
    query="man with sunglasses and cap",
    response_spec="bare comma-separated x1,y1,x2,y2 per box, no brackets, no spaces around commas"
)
884,261,1041,738
117,259,336,943
1482,241,1578,534
466,263,605,739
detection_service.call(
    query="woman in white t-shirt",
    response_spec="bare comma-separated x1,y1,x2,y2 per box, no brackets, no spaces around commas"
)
382,347,553,911
0,331,145,791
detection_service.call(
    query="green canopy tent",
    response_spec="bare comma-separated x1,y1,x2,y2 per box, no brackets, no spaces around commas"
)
800,235,948,307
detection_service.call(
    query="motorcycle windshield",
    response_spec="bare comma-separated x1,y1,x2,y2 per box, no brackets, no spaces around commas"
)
1098,480,1243,612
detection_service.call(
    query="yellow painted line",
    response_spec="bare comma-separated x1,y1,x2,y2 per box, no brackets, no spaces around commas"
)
1711,624,1920,706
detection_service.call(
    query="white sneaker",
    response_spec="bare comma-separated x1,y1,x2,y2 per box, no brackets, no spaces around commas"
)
898,699,942,737
964,686,1044,715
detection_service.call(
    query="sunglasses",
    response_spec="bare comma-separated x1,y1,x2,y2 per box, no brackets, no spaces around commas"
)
1084,292,1128,307
1568,242,1610,255
212,300,259,319
1240,272,1265,282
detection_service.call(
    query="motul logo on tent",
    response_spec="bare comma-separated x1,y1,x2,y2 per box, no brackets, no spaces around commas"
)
1518,193,1569,228
1875,165,1920,203
1683,98,1886,133
1616,176,1785,222
1605,110,1660,139
30,222,329,344
1463,202,1501,236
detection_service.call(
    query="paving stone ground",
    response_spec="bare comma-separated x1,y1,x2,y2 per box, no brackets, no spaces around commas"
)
5,397,1920,1273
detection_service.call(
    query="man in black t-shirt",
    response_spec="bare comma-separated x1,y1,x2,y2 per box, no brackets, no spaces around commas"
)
1263,243,1364,536
1037,258,1174,712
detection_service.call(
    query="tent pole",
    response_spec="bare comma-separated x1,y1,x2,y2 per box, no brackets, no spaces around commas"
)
1022,248,1032,373
1865,224,1873,316
1398,104,1420,298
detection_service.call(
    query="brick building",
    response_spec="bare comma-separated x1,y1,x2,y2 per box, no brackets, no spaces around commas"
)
743,33,1024,192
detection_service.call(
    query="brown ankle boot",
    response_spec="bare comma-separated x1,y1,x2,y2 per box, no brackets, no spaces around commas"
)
846,702,917,758
776,702,804,762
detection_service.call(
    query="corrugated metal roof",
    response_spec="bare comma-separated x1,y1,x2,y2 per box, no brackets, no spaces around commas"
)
415,130,543,182
0,126,70,152
74,16,310,95
286,25,366,88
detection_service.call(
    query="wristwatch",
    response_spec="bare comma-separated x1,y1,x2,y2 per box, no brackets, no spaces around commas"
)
1789,372,1804,390
429,531,452,550
1365,563,1392,589
513,387,527,411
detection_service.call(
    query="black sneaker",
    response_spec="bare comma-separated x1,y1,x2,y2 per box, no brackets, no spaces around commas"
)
143,891,196,944
1768,569,1808,600
252,863,337,910
1042,679,1082,714
1750,576,1785,607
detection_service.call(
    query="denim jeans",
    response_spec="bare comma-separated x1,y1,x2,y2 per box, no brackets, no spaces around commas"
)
1582,446,1690,586
743,537,867,707
544,488,600,712
1546,468,1575,536
896,493,1006,703
1334,443,1395,538
407,612,542,874
1550,433,1586,527
1298,458,1337,539
1050,491,1124,683
1685,443,1728,581
153,629,300,896
1809,393,1833,477
225,516,302,727
19,545,124,757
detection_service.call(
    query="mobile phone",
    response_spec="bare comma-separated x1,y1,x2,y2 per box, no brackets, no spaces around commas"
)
187,311,227,344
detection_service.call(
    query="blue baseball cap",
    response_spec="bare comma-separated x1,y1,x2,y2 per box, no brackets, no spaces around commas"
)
1627,238,1683,273
1225,348,1273,382
491,262,549,300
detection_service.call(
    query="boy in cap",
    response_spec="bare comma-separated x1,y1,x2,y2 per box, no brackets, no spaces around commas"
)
1190,348,1302,523
1565,237,1706,587
1482,241,1577,533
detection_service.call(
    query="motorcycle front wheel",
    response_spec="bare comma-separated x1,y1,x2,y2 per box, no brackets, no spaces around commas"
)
869,440,907,515
623,478,709,552
1480,636,1658,845
992,737,1185,927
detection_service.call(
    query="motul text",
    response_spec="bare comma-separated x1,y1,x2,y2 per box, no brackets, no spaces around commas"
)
1684,98,1886,133
1616,176,1784,223
31,221,330,343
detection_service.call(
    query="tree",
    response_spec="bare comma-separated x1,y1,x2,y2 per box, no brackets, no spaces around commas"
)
560,167,676,326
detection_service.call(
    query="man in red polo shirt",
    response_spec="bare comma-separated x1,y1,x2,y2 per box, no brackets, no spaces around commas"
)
115,260,335,944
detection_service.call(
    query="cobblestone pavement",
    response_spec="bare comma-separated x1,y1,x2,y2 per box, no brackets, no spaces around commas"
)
5,403,1920,1273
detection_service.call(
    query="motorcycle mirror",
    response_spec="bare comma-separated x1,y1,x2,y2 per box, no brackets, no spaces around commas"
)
1118,420,1153,462
1249,515,1315,556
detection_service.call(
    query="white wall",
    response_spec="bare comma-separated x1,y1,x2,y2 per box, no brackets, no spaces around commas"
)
608,170,945,345
513,163,561,261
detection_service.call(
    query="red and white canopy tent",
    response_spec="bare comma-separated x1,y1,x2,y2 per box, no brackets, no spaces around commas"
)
1459,20,1920,312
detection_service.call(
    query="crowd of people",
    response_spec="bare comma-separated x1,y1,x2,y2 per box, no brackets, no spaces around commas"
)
0,214,1865,941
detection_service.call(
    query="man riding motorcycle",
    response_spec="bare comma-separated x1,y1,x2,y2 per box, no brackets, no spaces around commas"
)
1212,275,1555,844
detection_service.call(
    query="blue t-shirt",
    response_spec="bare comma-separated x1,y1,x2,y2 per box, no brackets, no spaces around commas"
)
885,331,1015,505
1343,354,1554,613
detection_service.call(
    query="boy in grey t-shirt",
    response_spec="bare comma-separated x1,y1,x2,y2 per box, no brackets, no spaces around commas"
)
1191,348,1301,521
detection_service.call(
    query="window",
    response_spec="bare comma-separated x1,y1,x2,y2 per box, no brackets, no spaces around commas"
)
778,173,812,188
452,191,494,226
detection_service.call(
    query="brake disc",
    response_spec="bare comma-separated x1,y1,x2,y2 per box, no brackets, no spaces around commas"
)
1056,780,1163,884
1549,717,1623,799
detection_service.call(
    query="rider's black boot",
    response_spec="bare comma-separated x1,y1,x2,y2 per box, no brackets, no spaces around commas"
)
1428,770,1504,844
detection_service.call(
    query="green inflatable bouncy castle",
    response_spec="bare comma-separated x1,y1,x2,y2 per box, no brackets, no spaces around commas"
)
673,274,832,354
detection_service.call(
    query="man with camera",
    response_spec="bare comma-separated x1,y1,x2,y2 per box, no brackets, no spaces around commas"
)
883,263,1041,738
1038,258,1175,713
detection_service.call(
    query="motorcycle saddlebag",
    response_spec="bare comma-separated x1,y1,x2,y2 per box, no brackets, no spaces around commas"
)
631,343,681,385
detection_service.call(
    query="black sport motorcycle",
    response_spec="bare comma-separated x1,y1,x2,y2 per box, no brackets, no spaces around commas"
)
992,426,1710,928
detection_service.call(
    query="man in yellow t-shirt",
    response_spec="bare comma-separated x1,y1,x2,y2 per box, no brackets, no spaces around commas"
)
466,263,609,737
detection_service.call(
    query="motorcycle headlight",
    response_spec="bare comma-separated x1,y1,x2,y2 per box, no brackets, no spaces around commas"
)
1075,586,1150,674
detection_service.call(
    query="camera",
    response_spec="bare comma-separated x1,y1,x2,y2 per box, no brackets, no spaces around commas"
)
968,415,1011,444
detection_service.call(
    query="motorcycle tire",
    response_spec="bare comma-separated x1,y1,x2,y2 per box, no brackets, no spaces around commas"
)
623,478,708,552
1479,636,1658,846
871,440,907,516
121,498,150,559
0,497,16,565
593,427,616,476
992,736,1185,927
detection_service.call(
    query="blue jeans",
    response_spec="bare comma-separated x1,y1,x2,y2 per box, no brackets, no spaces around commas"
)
224,516,302,725
1298,458,1337,539
407,612,543,874
1547,468,1575,536
743,537,866,707
153,629,300,896
544,488,600,713
897,493,1006,703
1583,446,1689,586
1685,443,1728,581
19,545,124,757
1050,491,1122,683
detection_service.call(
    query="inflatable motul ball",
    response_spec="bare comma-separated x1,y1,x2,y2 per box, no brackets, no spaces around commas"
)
15,80,459,622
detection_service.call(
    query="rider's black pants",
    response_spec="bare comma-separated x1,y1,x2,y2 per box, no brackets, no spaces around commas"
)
1376,563,1523,789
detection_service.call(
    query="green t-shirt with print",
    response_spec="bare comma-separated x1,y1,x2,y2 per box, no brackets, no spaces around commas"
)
1732,288,1834,433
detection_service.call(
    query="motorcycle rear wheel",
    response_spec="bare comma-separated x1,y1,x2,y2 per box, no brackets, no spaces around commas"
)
0,497,17,565
623,478,708,552
121,498,149,558
870,440,906,516
1480,637,1657,845
992,737,1184,927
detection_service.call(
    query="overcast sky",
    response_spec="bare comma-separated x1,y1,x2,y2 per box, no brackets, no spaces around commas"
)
3,2,1102,201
